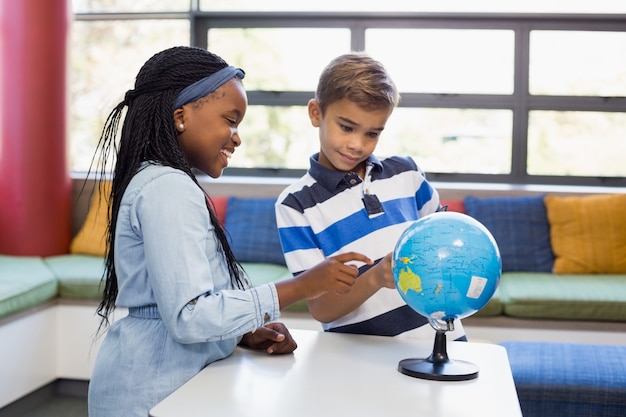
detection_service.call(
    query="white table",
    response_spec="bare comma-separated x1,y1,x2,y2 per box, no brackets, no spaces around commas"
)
150,329,522,417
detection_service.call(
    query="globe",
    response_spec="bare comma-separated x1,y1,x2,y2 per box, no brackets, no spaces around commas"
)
391,211,502,381
393,211,501,324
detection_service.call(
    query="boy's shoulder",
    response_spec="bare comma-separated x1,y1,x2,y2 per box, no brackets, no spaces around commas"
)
379,155,417,169
372,155,422,179
276,172,315,203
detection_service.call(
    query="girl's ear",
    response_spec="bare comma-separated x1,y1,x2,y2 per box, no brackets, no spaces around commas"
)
308,99,321,127
173,108,185,131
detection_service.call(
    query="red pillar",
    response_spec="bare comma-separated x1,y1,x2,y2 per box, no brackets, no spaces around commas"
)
0,0,71,256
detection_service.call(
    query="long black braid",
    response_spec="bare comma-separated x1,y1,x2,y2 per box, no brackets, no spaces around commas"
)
91,46,247,333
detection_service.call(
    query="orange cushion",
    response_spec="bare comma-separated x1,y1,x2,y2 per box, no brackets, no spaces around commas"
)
70,182,110,256
440,199,465,213
545,194,626,274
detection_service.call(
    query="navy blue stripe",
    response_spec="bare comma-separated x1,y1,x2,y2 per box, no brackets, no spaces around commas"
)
372,156,417,181
328,305,467,341
328,305,430,336
281,182,333,213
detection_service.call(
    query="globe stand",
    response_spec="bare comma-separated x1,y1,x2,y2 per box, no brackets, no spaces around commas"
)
398,319,479,381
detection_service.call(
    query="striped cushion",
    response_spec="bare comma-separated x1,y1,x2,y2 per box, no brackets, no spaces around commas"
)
464,195,554,272
225,197,286,265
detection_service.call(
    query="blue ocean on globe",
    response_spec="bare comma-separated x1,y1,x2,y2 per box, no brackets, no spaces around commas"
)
392,211,501,323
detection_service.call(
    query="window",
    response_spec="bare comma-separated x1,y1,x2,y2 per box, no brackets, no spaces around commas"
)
70,19,189,170
366,29,515,95
71,2,626,187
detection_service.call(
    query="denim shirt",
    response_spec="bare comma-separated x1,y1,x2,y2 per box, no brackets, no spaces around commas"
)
88,163,279,417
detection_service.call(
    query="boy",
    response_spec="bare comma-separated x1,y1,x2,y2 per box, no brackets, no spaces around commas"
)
275,52,466,340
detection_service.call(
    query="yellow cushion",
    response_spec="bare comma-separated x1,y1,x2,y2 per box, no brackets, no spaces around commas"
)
545,194,626,274
70,182,111,256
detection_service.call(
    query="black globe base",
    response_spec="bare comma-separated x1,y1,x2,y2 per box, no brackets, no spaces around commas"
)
398,329,479,381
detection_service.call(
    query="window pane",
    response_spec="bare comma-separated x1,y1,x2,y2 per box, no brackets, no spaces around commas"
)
528,111,626,177
530,31,626,96
207,28,350,91
73,0,190,13
232,106,317,169
379,108,513,174
366,29,514,94
200,0,626,14
232,107,513,174
70,20,189,171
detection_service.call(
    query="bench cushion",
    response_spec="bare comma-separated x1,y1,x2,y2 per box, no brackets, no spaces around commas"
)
241,262,307,312
545,194,626,274
464,195,554,273
70,182,110,257
43,254,105,300
501,341,626,417
472,286,504,317
225,197,286,266
0,255,58,318
498,272,626,321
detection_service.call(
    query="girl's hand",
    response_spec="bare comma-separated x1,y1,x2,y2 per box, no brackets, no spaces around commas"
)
274,252,372,310
239,322,297,354
302,252,372,299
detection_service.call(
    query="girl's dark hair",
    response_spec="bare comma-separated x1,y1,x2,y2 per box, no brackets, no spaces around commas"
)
91,46,247,332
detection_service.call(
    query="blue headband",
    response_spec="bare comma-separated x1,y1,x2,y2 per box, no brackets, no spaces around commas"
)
173,66,245,109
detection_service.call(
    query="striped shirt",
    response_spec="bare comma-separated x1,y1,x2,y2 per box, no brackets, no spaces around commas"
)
275,153,466,340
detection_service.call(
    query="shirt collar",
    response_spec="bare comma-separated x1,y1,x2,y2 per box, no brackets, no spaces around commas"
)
308,153,383,191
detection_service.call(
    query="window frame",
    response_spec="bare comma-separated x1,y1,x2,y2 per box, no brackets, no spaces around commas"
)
73,10,626,187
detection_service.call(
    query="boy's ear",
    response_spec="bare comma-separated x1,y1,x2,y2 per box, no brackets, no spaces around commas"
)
307,99,321,127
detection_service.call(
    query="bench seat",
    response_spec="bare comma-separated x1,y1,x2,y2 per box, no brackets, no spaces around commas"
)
43,254,105,300
0,255,57,319
498,272,626,321
501,341,626,417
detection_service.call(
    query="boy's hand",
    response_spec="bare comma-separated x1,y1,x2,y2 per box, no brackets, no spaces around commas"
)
373,252,396,290
239,322,297,354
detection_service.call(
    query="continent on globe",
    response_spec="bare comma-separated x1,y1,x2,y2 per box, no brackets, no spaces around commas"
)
396,266,422,295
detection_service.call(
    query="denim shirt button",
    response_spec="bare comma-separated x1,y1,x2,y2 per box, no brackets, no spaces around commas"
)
263,312,271,323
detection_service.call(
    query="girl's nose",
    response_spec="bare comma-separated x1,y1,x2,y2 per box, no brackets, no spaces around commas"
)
232,130,242,147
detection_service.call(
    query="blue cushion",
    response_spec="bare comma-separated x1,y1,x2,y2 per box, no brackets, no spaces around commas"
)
225,197,286,265
501,341,626,417
464,195,554,272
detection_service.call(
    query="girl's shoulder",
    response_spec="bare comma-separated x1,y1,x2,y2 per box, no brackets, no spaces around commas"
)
125,164,198,201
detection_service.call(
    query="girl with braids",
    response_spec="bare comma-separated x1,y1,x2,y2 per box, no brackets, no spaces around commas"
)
87,46,371,417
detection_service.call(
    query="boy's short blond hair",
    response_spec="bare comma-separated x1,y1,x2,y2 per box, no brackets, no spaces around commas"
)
315,52,400,115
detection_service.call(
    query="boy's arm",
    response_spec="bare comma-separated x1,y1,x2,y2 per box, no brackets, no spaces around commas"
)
275,195,391,323
307,253,395,323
